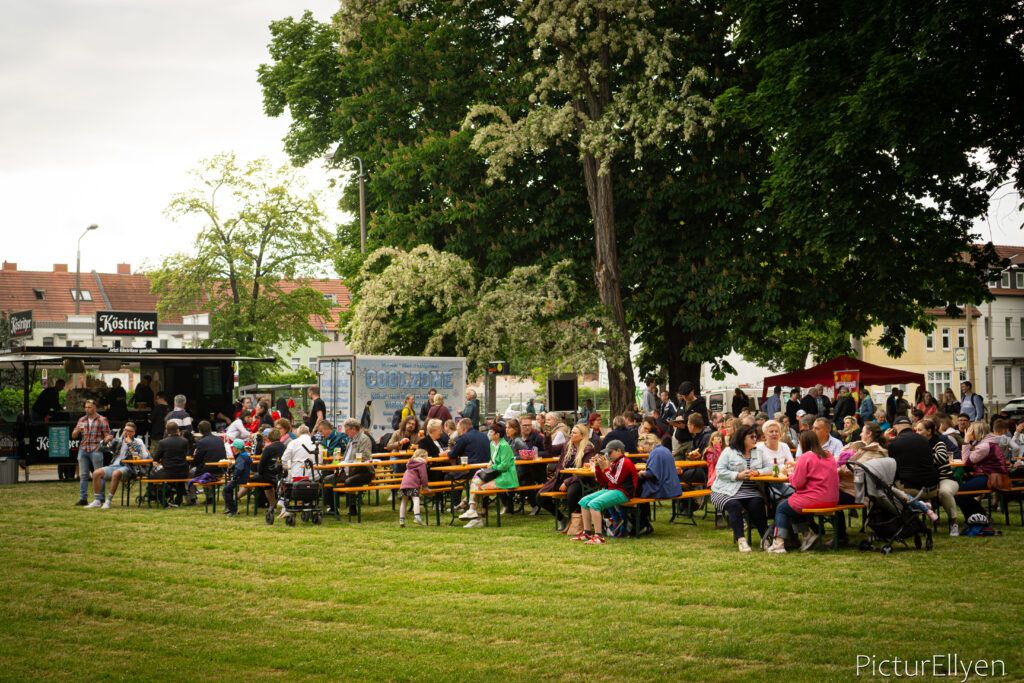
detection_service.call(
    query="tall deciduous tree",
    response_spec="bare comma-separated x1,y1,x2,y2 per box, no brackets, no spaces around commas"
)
464,0,713,413
149,153,335,382
721,0,1020,355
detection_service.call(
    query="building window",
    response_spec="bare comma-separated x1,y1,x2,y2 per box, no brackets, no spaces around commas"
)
1017,271,1024,289
927,371,951,401
1007,317,1014,339
989,275,1001,288
42,337,54,346
941,328,950,350
1021,318,1024,340
959,370,968,383
291,357,300,370
323,293,337,304
33,288,45,300
985,317,991,339
1020,367,1024,395
957,327,965,348
1001,272,1011,288
160,339,169,349
308,357,317,370
1005,366,1013,395
925,332,934,351
70,289,92,301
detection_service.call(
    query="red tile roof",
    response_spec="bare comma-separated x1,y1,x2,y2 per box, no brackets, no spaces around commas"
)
988,244,1024,297
0,267,350,329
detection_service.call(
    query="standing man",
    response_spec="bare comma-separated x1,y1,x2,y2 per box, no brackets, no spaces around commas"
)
72,399,112,506
885,387,900,425
132,374,154,409
306,386,326,430
677,381,709,427
31,378,65,422
960,380,985,422
858,385,875,426
149,392,169,440
800,386,819,417
658,390,676,428
641,379,658,415
785,389,802,427
419,388,437,422
461,388,481,429
106,378,128,420
762,386,782,418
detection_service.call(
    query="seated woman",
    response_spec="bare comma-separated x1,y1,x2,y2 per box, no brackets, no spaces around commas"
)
957,420,1010,521
914,418,958,535
636,443,682,535
766,430,840,553
537,424,595,532
386,415,419,476
710,424,772,552
246,427,282,511
636,417,662,453
418,418,448,480
832,421,888,543
459,421,519,527
573,439,639,544
758,419,795,500
839,416,860,444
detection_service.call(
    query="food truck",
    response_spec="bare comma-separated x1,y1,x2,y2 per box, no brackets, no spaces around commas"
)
0,345,271,467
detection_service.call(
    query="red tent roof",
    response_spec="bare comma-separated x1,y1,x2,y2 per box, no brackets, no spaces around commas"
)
761,356,925,398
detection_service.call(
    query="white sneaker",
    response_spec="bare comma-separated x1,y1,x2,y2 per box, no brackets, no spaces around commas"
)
950,523,959,537
458,509,479,520
737,538,752,553
85,499,103,509
464,518,484,528
414,515,424,526
101,499,111,510
500,505,509,515
800,531,820,552
766,541,787,554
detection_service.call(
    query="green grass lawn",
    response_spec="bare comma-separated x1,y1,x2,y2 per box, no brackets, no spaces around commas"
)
0,483,1022,682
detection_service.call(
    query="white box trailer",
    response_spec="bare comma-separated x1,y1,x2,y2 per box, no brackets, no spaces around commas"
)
316,355,467,443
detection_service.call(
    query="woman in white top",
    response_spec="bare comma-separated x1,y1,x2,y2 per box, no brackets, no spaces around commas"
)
758,419,795,498
226,417,251,441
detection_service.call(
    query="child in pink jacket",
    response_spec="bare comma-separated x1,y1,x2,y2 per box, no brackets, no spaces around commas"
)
398,449,430,527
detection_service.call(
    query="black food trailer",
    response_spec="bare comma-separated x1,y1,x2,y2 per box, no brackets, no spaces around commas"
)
0,345,272,471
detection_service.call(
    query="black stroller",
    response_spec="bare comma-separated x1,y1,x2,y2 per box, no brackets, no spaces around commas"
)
269,450,324,527
848,461,933,554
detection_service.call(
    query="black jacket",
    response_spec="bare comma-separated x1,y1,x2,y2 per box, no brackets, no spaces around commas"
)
833,395,856,424
682,395,709,425
154,436,190,473
888,430,939,489
785,398,801,426
258,441,286,479
193,435,225,475
601,427,638,453
799,395,818,416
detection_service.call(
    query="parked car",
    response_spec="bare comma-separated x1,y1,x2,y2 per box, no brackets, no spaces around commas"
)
502,401,545,420
998,396,1024,421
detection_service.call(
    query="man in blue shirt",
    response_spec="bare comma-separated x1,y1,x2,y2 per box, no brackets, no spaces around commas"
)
447,418,489,509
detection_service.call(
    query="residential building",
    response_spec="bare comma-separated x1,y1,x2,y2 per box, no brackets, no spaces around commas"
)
975,245,1024,405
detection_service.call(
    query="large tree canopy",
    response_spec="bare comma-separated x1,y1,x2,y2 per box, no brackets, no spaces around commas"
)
149,153,335,382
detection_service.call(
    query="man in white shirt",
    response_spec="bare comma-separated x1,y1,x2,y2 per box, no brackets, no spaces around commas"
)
796,417,844,458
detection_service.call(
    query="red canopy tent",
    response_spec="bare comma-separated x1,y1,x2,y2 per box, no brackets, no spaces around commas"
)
760,356,925,399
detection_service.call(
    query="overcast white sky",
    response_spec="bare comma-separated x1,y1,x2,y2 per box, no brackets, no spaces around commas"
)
0,1,1021,278
0,0,344,275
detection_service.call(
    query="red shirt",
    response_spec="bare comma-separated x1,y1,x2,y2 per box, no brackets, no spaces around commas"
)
596,456,638,498
75,413,110,454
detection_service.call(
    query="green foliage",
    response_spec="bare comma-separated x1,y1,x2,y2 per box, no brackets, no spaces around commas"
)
720,0,1019,358
0,382,44,420
738,320,856,373
345,245,609,378
261,367,317,386
148,153,336,384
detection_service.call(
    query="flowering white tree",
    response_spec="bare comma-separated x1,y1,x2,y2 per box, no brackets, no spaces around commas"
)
464,0,712,413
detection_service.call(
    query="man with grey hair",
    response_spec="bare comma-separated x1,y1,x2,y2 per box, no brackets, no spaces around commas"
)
337,418,374,516
165,394,193,445
461,388,480,429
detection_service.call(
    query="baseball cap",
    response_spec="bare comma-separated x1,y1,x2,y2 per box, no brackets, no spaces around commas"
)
892,416,912,426
602,439,625,454
232,439,246,451
796,409,806,418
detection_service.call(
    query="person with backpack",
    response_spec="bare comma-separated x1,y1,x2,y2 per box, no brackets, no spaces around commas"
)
959,381,985,422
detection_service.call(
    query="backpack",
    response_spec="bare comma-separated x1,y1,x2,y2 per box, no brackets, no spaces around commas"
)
391,408,403,430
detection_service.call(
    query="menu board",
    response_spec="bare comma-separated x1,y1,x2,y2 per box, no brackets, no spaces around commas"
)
48,426,70,459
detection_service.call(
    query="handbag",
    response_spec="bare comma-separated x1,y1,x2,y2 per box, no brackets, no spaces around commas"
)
476,468,500,483
987,472,1011,492
565,512,584,536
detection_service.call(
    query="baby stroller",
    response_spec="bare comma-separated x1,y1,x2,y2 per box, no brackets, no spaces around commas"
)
849,460,933,554
269,455,324,527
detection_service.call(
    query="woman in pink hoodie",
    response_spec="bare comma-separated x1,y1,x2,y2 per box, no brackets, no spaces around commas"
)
398,449,430,527
766,430,839,554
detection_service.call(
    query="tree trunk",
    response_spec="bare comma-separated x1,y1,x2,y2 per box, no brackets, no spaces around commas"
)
581,151,635,415
663,318,701,395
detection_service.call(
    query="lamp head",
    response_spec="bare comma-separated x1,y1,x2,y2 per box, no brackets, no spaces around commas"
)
86,224,98,231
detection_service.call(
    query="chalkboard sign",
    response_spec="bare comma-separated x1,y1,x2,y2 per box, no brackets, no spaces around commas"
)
48,426,70,459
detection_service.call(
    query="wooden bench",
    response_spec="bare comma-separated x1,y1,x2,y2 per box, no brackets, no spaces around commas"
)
240,481,273,516
536,491,569,530
333,484,402,522
619,489,712,535
997,486,1024,526
801,504,867,549
468,484,545,527
139,478,192,508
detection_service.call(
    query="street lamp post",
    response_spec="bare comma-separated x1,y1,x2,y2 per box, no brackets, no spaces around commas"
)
75,224,98,315
353,156,367,254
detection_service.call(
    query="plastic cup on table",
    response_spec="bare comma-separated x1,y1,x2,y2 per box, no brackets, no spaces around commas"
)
460,457,468,466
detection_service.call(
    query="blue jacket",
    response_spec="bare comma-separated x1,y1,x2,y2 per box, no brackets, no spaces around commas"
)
858,395,875,423
231,453,252,484
450,428,490,464
640,446,682,499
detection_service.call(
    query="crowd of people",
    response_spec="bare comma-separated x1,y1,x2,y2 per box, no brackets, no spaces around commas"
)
73,380,1024,552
